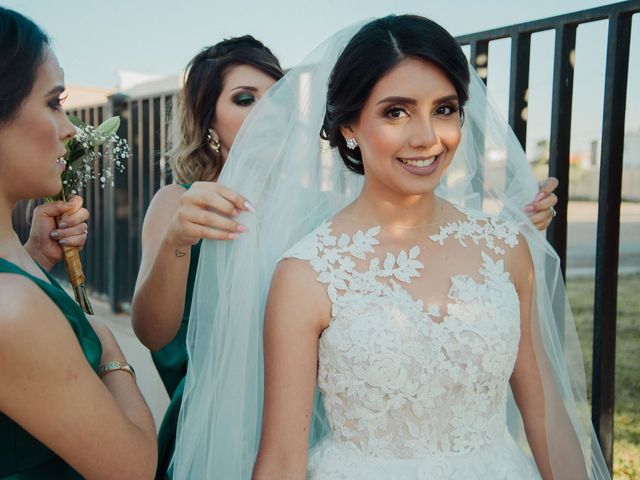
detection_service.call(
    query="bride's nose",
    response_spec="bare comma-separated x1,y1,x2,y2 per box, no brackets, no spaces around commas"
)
408,114,438,150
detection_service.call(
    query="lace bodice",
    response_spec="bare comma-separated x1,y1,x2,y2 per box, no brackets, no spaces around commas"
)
282,204,523,459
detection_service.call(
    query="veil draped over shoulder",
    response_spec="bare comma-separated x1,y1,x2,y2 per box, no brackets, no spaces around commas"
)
172,21,610,480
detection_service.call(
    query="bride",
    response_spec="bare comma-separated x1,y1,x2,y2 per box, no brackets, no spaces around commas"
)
173,15,610,480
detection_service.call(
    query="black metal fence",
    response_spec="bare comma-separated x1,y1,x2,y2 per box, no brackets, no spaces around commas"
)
457,1,639,471
11,1,639,472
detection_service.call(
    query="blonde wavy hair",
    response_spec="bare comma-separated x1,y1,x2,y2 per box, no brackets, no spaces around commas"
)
168,36,284,184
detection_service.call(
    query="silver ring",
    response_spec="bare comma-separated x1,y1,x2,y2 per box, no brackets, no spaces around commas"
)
550,207,557,218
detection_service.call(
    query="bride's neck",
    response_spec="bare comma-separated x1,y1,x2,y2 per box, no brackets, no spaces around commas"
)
347,185,441,228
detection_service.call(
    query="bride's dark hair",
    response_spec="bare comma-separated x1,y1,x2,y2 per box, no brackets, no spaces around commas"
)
321,15,470,175
0,7,49,125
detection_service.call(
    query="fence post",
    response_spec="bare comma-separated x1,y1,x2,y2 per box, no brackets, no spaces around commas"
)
106,93,130,312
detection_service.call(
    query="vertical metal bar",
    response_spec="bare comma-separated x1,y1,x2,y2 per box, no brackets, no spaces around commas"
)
148,97,156,198
470,40,489,85
165,95,174,185
592,12,632,474
469,40,489,202
96,106,105,295
128,99,140,305
152,97,162,194
159,95,167,187
106,93,129,312
508,32,531,149
547,24,577,279
138,98,149,263
87,108,96,293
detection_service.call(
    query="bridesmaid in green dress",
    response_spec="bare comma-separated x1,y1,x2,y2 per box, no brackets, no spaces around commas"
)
131,37,285,480
0,7,157,479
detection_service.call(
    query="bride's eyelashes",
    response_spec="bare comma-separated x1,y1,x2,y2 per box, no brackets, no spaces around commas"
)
383,105,409,119
381,103,460,120
232,92,257,107
434,103,460,117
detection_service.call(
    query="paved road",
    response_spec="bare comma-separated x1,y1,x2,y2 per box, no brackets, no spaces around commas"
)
566,201,640,276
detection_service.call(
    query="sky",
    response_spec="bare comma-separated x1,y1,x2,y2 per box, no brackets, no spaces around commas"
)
3,0,639,158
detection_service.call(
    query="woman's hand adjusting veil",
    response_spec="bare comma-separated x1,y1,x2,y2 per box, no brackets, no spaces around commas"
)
164,181,253,247
525,177,559,231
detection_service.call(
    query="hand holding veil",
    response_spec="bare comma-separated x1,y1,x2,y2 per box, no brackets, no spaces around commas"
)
172,20,610,479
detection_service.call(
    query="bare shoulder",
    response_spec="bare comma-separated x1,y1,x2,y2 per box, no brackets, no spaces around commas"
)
0,273,50,329
0,274,86,398
141,183,188,236
271,257,323,297
268,257,331,331
504,231,534,291
147,183,188,215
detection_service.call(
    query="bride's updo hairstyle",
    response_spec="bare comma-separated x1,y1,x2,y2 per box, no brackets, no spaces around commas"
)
0,7,49,125
322,15,470,175
169,35,284,183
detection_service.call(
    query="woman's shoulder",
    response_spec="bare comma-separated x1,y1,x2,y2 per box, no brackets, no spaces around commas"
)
279,219,335,262
0,274,80,368
150,183,189,207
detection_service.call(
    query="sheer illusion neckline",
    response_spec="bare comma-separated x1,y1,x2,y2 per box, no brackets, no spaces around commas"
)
319,219,518,326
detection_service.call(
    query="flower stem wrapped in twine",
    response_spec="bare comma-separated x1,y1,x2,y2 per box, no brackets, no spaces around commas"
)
61,243,94,314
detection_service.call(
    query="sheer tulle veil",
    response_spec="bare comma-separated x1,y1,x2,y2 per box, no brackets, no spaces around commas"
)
172,18,610,479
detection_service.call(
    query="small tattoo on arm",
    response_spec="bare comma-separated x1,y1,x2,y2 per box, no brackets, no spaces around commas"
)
175,249,187,258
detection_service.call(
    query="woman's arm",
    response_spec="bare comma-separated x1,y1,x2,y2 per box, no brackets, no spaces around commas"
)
252,259,330,480
508,235,588,480
0,275,156,480
23,195,89,271
131,182,250,350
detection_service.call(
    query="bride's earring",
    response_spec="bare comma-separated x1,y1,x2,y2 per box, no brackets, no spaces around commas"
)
206,128,221,156
346,138,358,150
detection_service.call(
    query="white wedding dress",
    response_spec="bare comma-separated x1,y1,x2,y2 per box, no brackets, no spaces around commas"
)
282,202,542,480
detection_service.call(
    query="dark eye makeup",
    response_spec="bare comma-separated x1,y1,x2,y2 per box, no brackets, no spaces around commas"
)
233,92,257,107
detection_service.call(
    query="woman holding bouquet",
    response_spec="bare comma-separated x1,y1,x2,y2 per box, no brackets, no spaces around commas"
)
0,7,157,479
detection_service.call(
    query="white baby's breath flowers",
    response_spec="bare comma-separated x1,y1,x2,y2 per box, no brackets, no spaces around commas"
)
59,116,129,198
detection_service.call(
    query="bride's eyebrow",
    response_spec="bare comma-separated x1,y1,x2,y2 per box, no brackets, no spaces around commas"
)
376,96,416,106
432,94,459,105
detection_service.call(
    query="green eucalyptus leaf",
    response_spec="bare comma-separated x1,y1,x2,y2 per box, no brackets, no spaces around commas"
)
95,116,120,138
67,115,85,128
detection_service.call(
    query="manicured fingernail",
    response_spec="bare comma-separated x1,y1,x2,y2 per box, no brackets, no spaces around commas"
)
228,233,238,240
59,239,67,246
237,224,248,233
244,201,256,213
50,231,60,239
535,192,545,202
58,222,68,229
523,205,534,213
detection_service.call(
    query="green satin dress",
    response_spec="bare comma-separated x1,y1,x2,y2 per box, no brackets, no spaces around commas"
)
152,183,202,480
0,258,102,480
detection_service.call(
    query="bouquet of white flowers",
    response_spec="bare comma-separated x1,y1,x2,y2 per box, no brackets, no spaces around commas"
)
48,115,129,314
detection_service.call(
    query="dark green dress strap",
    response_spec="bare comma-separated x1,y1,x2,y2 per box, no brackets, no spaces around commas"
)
0,258,102,479
152,182,203,480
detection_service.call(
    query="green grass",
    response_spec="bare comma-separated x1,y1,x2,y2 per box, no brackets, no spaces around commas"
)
567,274,640,480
